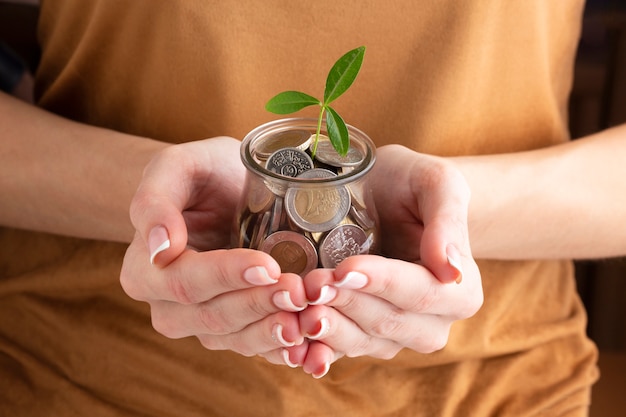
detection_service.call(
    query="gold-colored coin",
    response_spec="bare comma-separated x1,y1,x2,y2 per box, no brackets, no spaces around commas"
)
256,130,312,160
284,169,351,232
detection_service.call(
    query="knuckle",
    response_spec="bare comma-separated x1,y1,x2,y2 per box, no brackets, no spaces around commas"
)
345,335,375,358
197,334,221,351
119,271,141,301
196,304,233,335
408,282,439,312
128,191,159,226
368,308,406,339
424,333,449,353
451,283,484,320
150,311,179,339
370,344,403,360
415,331,450,354
166,274,199,304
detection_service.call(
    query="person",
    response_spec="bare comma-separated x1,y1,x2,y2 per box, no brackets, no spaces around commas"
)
0,0,622,415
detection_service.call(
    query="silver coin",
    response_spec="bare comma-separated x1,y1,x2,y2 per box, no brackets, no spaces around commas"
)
260,231,318,276
349,205,376,230
249,211,271,249
284,169,351,233
269,196,284,234
319,224,370,268
311,135,364,167
265,147,314,178
255,130,313,160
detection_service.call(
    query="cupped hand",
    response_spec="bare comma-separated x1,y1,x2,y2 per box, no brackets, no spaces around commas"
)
120,138,307,359
298,144,483,377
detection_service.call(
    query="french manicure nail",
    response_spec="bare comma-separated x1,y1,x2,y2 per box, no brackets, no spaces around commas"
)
446,244,463,284
281,349,298,368
312,361,330,379
243,266,278,286
272,323,295,347
306,317,330,340
272,291,306,312
149,225,170,265
308,285,337,305
334,271,368,289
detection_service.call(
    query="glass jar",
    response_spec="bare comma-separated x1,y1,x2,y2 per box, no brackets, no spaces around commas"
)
232,118,379,276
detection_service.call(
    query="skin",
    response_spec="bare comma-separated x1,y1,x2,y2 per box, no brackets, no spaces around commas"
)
2,90,625,378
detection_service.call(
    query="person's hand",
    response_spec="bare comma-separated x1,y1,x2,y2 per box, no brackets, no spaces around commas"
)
297,144,483,378
120,138,308,361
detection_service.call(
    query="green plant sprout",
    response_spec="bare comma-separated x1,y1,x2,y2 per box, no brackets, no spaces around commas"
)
265,46,366,158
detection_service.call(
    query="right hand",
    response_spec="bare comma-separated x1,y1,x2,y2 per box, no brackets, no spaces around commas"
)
119,138,308,361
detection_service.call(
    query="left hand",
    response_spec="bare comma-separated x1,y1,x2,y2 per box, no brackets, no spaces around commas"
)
295,144,483,378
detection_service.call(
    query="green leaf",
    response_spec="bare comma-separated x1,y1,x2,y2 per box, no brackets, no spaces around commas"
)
325,106,349,156
323,46,365,105
265,91,320,114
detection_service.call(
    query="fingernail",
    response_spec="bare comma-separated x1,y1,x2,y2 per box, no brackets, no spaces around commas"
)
306,317,330,340
149,225,170,265
308,285,337,305
272,291,306,312
281,348,299,368
272,323,295,347
334,271,368,289
446,244,463,284
312,361,330,379
243,266,278,286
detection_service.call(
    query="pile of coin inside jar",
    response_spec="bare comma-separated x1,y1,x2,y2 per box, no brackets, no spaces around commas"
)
235,128,378,277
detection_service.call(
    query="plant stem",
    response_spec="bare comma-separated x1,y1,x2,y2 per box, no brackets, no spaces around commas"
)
311,105,326,159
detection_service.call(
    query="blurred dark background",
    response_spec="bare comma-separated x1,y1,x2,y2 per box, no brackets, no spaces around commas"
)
564,0,626,414
570,0,626,353
1,0,625,414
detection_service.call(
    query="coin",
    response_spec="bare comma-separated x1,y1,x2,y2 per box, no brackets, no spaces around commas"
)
269,196,284,234
319,224,370,268
311,135,364,167
260,231,318,276
255,130,313,160
247,182,275,213
250,211,271,249
265,147,314,178
284,169,351,232
349,205,376,230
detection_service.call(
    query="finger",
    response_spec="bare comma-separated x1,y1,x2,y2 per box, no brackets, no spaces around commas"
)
121,245,282,304
130,145,198,266
332,255,482,318
260,342,310,368
300,304,404,359
129,138,244,266
194,311,304,357
301,340,343,379
413,157,472,284
148,273,307,337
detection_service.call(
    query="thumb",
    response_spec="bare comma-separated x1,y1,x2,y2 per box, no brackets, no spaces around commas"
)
420,217,468,284
129,149,192,267
416,160,472,284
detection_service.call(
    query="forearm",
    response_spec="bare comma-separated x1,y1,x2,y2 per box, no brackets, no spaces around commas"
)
454,123,626,260
0,91,167,242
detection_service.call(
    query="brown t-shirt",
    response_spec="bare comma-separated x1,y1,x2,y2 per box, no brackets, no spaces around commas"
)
0,0,598,416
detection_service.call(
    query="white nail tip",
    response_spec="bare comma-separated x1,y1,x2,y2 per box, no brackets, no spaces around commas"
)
273,291,306,312
281,349,298,368
150,239,170,264
272,324,295,347
306,317,330,340
312,361,330,379
334,271,368,289
309,286,336,305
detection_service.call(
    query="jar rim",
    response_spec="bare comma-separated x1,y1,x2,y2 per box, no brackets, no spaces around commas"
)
241,117,376,187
